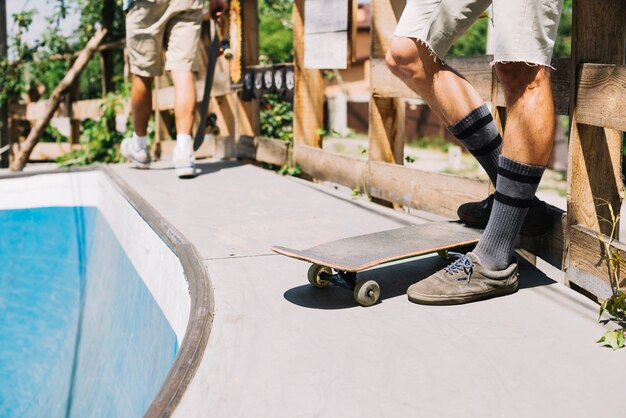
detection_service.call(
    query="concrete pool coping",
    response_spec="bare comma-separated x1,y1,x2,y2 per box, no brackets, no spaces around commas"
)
0,165,214,418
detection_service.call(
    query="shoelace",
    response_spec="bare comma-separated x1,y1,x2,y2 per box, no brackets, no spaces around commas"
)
444,252,473,282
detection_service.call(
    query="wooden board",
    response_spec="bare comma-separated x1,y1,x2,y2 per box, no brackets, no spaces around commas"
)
304,0,350,69
272,222,481,272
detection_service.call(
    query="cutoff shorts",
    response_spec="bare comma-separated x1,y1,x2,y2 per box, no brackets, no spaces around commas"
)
394,0,564,67
126,0,204,77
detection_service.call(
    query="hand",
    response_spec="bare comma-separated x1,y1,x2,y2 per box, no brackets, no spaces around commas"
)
209,0,229,21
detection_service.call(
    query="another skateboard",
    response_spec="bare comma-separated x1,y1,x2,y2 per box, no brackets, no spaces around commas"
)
272,222,482,307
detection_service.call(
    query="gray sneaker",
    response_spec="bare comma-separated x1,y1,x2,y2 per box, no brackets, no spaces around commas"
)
407,252,518,305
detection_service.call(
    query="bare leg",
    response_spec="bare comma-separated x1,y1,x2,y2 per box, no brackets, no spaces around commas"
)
385,37,483,125
496,63,555,165
131,75,154,137
170,70,197,135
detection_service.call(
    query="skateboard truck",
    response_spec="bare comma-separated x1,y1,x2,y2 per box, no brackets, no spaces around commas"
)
308,265,381,307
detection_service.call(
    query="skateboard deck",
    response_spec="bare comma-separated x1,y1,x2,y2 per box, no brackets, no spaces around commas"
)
272,221,481,272
272,222,482,306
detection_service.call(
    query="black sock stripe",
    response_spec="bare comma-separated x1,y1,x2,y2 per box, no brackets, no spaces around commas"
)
497,167,542,184
470,134,502,157
494,191,535,208
454,114,494,139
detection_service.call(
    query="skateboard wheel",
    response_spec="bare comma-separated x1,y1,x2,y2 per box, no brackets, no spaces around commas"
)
353,280,380,307
437,250,449,259
307,264,332,288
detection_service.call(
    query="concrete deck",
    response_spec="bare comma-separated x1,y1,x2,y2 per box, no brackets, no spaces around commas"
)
109,160,626,417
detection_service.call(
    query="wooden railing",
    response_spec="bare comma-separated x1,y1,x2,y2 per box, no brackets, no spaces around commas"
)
291,0,626,302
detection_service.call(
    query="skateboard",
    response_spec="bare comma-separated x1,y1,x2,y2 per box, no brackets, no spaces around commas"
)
272,222,482,307
194,20,231,151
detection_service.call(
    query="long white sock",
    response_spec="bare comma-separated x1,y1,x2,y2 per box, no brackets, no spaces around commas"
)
176,134,193,154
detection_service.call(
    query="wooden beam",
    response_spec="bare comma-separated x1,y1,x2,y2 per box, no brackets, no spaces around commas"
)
370,0,404,59
294,144,365,189
294,0,324,147
237,136,288,166
369,96,405,163
294,144,490,218
574,63,626,131
568,224,626,299
10,28,107,171
369,0,406,209
238,0,260,137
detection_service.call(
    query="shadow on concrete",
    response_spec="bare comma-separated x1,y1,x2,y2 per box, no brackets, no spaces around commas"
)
192,160,243,178
284,255,557,310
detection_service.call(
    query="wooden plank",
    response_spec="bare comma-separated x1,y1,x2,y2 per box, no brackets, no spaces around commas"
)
569,224,626,299
294,0,324,147
304,0,349,69
237,136,288,166
294,144,490,219
294,144,365,189
365,160,490,219
575,63,626,131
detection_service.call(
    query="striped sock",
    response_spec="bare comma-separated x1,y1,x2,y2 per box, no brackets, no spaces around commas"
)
473,156,545,270
448,104,502,186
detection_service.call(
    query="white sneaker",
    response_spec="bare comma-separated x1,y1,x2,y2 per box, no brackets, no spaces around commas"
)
120,137,151,169
173,143,197,178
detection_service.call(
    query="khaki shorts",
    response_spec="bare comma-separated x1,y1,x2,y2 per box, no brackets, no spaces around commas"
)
394,0,563,67
126,0,204,77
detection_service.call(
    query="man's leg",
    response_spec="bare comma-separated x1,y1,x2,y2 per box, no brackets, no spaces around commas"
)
170,70,196,136
131,75,153,137
471,64,554,270
169,69,197,178
386,38,502,188
121,74,154,168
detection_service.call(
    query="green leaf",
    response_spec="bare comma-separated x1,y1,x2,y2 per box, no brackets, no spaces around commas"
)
597,330,626,350
405,155,416,163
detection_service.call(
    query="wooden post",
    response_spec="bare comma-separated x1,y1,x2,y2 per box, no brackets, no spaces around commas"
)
567,0,625,235
369,1,405,164
293,0,324,147
67,80,81,145
10,28,108,171
0,0,8,168
237,0,260,138
566,0,626,289
100,0,116,95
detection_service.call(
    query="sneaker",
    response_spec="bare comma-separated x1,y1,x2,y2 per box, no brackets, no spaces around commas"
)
173,143,197,178
457,194,550,236
407,252,518,305
120,137,151,169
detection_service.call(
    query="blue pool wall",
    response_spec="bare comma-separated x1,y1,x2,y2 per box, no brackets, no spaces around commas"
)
0,206,179,418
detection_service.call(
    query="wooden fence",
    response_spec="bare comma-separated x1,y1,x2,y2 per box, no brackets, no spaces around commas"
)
291,0,626,301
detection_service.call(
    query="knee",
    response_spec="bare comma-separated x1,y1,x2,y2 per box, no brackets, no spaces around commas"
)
495,63,549,103
385,37,431,86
